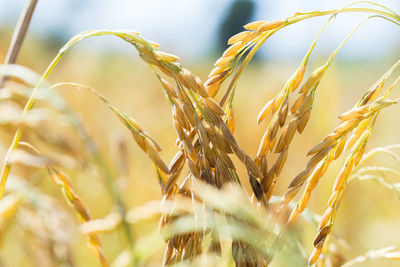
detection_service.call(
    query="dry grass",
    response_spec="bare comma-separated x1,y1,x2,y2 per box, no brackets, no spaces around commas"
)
0,1,400,267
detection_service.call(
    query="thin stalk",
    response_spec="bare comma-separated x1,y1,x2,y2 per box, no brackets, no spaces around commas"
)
0,0,38,88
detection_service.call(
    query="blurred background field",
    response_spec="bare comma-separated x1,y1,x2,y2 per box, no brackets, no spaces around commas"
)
1,0,400,266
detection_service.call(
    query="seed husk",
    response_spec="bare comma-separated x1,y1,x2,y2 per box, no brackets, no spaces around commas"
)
144,138,169,174
257,130,269,158
203,97,225,117
155,51,180,62
354,142,366,166
344,130,364,152
275,128,288,153
160,78,178,98
257,97,276,124
244,155,263,178
274,149,288,176
163,240,175,266
169,150,185,173
297,108,311,134
280,185,302,211
298,191,311,213
249,175,264,201
288,208,300,226
319,206,333,229
219,151,235,170
279,98,289,126
338,105,369,120
194,76,209,98
269,116,280,141
223,42,244,57
309,246,323,265
213,131,233,154
332,164,352,193
296,93,313,116
290,64,307,92
242,30,260,43
328,190,340,207
290,93,306,115
206,81,221,98
259,155,268,178
261,167,275,193
204,70,229,87
273,92,286,113
215,158,232,186
220,122,239,150
182,102,195,126
299,65,326,94
228,31,251,45
285,119,298,144
288,169,312,188
305,163,323,192
215,55,235,67
187,157,200,178
334,119,359,134
208,66,225,77
256,20,285,32
307,139,335,155
243,20,268,30
333,136,346,160
306,147,330,170
268,133,277,152
194,116,209,145
174,105,191,130
203,105,221,126
226,107,235,132
313,226,331,248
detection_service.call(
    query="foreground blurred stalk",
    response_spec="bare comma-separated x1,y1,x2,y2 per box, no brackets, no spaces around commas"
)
0,0,38,88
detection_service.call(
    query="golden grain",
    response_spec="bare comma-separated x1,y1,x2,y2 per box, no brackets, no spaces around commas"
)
243,20,268,30
227,31,251,45
256,20,285,32
155,51,180,62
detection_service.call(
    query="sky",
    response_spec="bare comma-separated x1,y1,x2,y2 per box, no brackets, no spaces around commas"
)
0,0,399,60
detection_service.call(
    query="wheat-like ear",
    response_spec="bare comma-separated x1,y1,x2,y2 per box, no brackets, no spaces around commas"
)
0,29,200,199
17,141,109,266
203,3,400,210
256,14,383,206
283,60,400,223
282,74,400,265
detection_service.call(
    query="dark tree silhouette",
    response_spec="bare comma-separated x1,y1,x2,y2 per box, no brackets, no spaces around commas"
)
217,0,255,55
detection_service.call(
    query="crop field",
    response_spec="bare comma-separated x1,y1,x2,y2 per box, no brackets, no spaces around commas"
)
0,1,400,266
